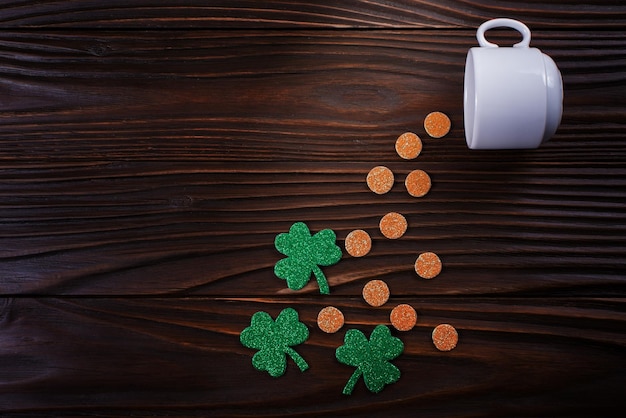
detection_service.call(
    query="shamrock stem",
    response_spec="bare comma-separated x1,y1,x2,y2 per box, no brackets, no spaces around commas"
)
342,369,362,395
312,265,330,294
285,347,309,372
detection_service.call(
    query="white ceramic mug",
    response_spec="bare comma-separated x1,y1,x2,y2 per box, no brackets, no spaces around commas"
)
464,18,563,149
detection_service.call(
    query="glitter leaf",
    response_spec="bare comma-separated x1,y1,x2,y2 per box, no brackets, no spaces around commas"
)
274,222,342,294
240,308,309,377
335,325,403,394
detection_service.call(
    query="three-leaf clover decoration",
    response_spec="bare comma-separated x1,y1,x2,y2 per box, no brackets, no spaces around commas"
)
240,307,309,377
274,222,342,294
335,325,404,394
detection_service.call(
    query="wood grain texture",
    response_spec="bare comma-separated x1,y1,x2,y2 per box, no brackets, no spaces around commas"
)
1,2,625,416
1,161,625,296
0,30,624,162
0,0,624,29
1,297,624,416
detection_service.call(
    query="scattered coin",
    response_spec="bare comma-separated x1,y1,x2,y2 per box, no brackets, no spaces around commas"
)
317,306,345,334
405,169,431,197
390,304,417,331
366,166,394,195
424,111,451,138
432,323,458,351
379,212,407,239
415,252,442,279
345,229,372,257
362,279,390,307
395,132,423,160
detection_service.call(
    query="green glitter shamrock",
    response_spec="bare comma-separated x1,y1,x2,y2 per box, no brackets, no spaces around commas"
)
274,222,342,294
240,307,309,377
335,325,404,395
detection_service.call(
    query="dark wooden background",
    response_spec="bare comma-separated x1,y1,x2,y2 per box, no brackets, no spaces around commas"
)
1,1,625,416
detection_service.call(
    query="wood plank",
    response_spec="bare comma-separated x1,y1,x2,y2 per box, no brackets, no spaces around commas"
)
0,1,624,29
1,161,624,296
0,3,624,417
1,297,624,415
0,30,624,163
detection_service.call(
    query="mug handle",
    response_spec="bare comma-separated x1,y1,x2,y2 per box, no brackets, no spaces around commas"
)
476,18,531,48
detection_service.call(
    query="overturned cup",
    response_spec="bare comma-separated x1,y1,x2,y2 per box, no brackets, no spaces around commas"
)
464,18,563,149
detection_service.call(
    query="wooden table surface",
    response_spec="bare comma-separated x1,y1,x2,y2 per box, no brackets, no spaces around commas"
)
1,2,625,416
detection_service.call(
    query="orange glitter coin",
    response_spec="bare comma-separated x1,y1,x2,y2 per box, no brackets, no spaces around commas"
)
317,306,345,334
415,251,442,279
405,169,431,197
379,212,407,239
362,279,390,307
366,166,394,195
345,229,372,257
395,132,422,160
432,324,458,351
390,304,417,331
424,111,451,138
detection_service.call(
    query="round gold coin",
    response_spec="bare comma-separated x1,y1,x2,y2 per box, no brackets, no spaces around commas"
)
424,111,451,138
366,166,394,195
390,304,417,331
395,132,422,160
345,229,372,257
405,169,431,197
379,212,407,239
415,252,442,279
317,306,345,334
432,324,458,351
362,279,390,307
